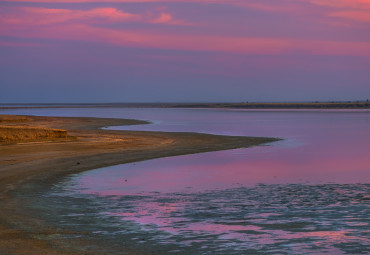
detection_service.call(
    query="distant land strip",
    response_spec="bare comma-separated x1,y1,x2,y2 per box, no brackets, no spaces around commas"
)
171,101,370,109
0,101,369,109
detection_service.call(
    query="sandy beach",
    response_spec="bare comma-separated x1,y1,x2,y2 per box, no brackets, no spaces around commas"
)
0,115,278,255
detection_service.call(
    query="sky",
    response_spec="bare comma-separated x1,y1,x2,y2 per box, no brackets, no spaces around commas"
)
0,0,369,103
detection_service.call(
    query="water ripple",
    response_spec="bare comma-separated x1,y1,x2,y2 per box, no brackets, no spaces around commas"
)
33,183,370,254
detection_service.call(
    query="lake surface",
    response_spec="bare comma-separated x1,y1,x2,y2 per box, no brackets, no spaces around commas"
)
2,107,370,254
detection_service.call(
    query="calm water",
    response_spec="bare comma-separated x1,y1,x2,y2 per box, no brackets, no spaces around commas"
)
3,108,370,254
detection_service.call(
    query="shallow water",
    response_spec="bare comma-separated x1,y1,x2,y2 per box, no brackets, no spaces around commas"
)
3,107,370,254
38,182,370,254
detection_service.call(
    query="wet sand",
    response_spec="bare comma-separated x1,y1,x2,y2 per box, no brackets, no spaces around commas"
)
0,115,278,255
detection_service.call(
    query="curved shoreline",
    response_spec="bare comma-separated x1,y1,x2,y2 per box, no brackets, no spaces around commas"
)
0,115,279,255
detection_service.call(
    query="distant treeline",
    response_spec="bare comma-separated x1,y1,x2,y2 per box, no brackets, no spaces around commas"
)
171,102,370,109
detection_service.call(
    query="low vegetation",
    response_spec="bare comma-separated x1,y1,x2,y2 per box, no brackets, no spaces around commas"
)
0,125,67,144
0,115,30,123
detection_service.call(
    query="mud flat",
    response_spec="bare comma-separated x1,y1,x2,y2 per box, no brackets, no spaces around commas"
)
0,114,278,255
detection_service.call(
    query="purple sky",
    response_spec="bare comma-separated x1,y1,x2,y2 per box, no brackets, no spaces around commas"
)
1,0,369,103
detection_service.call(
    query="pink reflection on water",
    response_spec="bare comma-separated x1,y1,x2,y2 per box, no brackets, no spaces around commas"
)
65,110,370,253
75,136,370,196
103,204,367,253
105,209,263,236
73,110,370,195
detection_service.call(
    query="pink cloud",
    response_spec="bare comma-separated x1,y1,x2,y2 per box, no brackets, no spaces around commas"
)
0,3,369,58
305,0,370,24
4,0,370,11
330,11,370,22
150,12,191,25
309,0,370,9
0,7,139,25
5,0,369,25
0,6,188,26
1,0,305,14
1,19,369,58
152,13,172,23
4,0,369,21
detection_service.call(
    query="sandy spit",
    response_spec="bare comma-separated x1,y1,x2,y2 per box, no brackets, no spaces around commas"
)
0,115,279,255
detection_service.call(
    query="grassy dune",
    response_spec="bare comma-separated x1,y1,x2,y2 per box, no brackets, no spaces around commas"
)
0,115,30,123
0,126,67,144
0,115,67,144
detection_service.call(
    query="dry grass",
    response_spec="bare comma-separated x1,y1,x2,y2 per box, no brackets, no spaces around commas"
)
0,126,67,144
0,115,30,123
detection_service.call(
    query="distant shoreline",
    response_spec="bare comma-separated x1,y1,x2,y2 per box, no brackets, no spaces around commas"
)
171,101,370,109
0,114,278,255
0,101,369,110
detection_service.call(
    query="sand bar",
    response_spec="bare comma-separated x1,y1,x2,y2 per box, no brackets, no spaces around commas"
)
0,115,279,254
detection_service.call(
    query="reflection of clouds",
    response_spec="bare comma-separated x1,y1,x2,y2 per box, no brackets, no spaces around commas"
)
74,143,370,195
69,110,370,196
42,109,370,253
67,183,370,253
